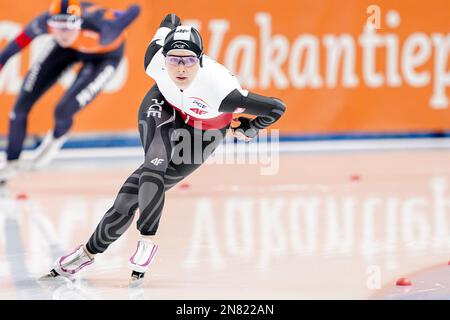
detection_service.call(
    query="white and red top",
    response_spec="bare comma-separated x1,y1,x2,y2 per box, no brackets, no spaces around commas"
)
145,27,248,130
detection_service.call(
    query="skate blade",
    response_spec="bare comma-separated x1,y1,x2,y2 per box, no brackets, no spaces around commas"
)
38,274,56,281
38,269,60,280
129,272,145,288
0,181,8,198
37,273,72,293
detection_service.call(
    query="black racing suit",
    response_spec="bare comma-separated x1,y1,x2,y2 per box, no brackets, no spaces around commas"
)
85,14,286,254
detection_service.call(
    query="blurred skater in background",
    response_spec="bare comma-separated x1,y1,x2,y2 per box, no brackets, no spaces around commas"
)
0,0,140,183
46,13,286,283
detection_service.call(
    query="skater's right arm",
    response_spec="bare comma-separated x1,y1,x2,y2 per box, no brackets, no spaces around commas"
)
144,13,181,72
0,13,49,71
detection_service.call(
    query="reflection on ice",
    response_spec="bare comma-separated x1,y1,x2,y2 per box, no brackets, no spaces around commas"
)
0,152,449,299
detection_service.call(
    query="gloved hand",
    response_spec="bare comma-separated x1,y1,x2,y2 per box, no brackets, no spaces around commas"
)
160,13,181,29
100,5,141,45
230,117,259,142
127,5,141,17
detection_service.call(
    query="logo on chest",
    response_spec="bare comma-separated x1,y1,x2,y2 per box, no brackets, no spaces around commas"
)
188,97,210,116
146,99,164,118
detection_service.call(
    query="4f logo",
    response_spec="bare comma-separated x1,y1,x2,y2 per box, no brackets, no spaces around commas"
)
190,108,208,115
190,97,209,115
147,99,164,118
150,158,165,166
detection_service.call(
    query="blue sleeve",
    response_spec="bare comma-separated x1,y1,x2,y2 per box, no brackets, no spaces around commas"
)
99,5,141,45
23,12,49,39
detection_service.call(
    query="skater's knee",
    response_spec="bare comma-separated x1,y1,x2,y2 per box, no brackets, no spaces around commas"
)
139,167,166,189
9,108,29,122
163,172,185,191
112,197,138,217
12,93,36,117
138,171,165,213
54,105,73,122
54,108,73,137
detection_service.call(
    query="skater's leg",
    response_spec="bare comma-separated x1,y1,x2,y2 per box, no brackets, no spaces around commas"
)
128,86,177,278
32,56,121,169
0,43,76,181
49,166,141,277
85,166,142,255
135,85,176,236
53,57,121,139
6,42,76,161
128,108,228,281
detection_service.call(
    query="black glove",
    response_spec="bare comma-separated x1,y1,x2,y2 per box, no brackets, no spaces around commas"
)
160,13,181,29
100,5,141,45
231,117,259,140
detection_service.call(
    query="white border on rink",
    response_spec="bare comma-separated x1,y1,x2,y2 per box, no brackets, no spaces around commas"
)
3,137,450,164
277,138,450,153
37,137,450,160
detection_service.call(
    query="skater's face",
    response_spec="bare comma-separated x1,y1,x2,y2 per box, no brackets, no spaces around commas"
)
165,49,200,90
49,27,80,48
47,14,82,48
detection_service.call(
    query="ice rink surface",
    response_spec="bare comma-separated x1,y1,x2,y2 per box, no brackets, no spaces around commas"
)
0,147,449,300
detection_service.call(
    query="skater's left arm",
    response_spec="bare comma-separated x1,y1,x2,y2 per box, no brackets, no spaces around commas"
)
0,13,49,71
219,89,287,140
144,13,181,72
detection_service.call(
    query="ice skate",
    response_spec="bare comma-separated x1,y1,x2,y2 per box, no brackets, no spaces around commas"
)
48,245,94,278
0,160,21,183
128,239,158,284
37,270,72,292
30,130,68,170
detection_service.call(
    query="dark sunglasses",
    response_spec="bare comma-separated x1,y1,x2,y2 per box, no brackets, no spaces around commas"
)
165,55,199,67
